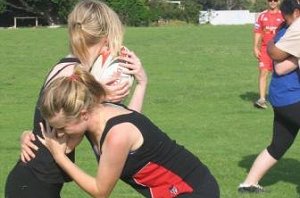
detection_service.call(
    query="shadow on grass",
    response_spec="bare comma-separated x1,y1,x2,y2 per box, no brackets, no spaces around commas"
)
239,91,259,102
239,154,300,195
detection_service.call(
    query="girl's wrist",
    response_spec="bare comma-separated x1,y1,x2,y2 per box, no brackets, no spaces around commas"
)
138,80,147,87
53,152,67,163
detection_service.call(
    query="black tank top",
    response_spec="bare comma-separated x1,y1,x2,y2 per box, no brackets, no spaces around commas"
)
90,104,210,197
27,57,80,183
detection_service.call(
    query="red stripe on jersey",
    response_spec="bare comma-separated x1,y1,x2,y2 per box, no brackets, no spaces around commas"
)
133,162,193,198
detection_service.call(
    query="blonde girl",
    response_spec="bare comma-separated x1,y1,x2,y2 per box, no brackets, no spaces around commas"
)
5,1,147,197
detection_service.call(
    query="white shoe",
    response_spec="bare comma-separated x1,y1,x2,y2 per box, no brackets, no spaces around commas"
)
238,183,264,193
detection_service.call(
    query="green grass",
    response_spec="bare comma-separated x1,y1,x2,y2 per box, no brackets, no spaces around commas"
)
1,25,300,198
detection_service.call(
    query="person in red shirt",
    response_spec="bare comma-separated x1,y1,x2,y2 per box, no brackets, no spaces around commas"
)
253,0,284,109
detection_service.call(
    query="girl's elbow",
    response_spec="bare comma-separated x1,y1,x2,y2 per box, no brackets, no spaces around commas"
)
93,193,107,198
93,189,110,198
274,67,284,76
268,51,284,62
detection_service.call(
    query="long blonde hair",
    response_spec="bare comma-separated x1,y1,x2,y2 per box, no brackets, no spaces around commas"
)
40,66,106,121
68,0,124,66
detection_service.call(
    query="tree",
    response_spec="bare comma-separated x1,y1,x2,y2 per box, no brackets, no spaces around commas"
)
198,0,252,10
158,2,181,21
0,0,6,13
148,0,198,23
247,0,267,12
106,0,150,26
226,0,250,10
181,0,202,23
147,0,163,23
2,0,78,25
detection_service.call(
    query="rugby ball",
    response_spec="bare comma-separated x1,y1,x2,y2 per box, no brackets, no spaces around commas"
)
91,47,134,86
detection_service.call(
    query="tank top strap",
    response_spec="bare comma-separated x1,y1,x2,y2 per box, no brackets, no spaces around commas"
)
102,102,133,111
99,111,136,153
44,57,80,88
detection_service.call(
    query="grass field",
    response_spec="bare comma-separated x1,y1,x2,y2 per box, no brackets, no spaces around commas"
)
1,25,300,198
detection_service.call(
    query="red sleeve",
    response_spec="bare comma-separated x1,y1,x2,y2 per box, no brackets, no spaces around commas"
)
254,13,263,33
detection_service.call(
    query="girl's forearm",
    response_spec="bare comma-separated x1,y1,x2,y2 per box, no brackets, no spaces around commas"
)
54,154,104,198
127,82,147,113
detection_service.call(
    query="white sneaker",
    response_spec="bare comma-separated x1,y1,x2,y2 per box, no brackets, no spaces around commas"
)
238,183,264,193
254,99,268,109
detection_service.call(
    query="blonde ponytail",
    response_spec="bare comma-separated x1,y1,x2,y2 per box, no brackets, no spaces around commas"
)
68,0,124,66
40,66,106,121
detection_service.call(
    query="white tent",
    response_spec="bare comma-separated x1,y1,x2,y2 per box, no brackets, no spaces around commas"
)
199,10,256,25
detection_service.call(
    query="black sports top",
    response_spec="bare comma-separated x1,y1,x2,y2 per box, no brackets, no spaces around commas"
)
89,104,211,197
27,57,80,183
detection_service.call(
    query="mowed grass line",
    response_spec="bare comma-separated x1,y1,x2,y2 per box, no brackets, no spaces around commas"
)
1,25,300,198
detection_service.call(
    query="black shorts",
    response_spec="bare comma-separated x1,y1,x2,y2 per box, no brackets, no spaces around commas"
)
177,164,220,198
267,101,300,160
5,161,63,198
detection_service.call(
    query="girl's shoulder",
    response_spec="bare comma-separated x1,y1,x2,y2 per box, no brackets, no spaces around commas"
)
44,57,80,86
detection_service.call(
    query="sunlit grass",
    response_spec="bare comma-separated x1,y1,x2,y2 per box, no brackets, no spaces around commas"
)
1,25,300,198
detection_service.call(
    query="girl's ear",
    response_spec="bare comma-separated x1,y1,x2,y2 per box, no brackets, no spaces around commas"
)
98,37,108,52
80,109,89,121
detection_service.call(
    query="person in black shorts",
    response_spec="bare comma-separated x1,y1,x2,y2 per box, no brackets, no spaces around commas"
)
238,0,300,193
37,67,220,198
5,1,147,197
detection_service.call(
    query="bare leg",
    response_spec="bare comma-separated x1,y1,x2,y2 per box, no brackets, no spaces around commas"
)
259,69,269,101
242,149,277,185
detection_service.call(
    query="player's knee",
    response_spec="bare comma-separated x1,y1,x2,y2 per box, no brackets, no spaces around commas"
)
267,142,291,160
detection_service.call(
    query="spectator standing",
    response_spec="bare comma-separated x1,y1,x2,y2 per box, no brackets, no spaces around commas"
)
253,0,283,109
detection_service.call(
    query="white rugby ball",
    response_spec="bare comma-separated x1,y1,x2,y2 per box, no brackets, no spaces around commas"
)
91,51,134,86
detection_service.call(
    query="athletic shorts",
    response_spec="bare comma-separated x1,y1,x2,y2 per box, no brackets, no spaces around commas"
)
267,101,300,160
258,46,273,71
5,161,63,198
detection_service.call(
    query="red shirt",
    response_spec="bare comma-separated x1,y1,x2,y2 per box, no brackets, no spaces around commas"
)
254,9,284,46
